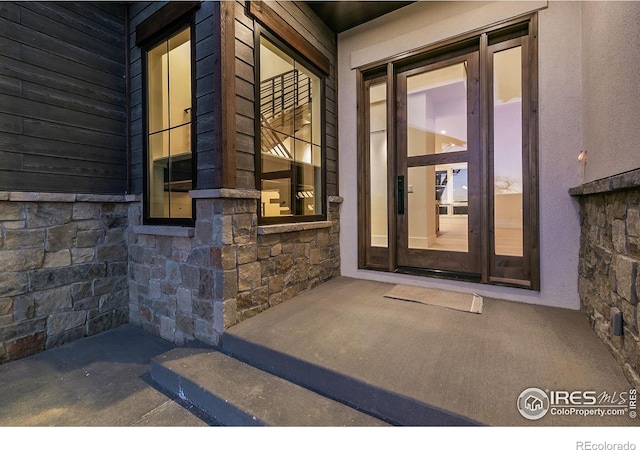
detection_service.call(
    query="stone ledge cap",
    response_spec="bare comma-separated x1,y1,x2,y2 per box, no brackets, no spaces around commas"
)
258,221,332,235
190,189,261,199
2,192,139,203
328,196,344,203
133,225,195,237
77,194,140,203
9,192,76,202
570,168,640,196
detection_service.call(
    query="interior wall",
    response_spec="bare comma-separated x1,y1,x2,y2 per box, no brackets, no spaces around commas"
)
338,1,584,309
581,1,640,184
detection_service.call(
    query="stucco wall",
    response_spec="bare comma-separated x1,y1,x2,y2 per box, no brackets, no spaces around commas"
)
338,1,584,309
581,1,640,184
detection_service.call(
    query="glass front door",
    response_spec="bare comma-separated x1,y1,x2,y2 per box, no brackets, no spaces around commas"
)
396,52,481,275
359,19,538,288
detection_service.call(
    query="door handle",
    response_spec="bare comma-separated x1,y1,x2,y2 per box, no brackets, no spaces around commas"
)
397,175,405,215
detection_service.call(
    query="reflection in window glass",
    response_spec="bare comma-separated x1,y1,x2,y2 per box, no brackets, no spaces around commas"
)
406,63,468,157
259,36,322,218
407,163,468,253
147,26,192,219
369,82,387,247
493,46,523,257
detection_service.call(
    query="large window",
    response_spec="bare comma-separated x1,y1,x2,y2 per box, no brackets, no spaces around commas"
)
144,25,194,224
358,17,539,289
257,33,324,223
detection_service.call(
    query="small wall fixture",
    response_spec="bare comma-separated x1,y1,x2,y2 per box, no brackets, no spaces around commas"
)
578,150,587,163
611,310,623,336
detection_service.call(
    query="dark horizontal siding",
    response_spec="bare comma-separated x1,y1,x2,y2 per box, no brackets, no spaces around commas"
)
18,2,125,61
127,1,162,195
0,1,127,194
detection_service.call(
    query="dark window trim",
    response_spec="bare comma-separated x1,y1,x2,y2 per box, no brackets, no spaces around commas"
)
246,0,330,76
141,16,196,227
254,25,327,226
211,0,237,189
358,74,391,270
357,14,539,290
357,12,537,72
135,1,200,47
487,35,532,288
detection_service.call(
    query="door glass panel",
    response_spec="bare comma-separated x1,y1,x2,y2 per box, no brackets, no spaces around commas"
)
493,46,523,257
369,82,387,247
406,63,467,157
407,162,468,252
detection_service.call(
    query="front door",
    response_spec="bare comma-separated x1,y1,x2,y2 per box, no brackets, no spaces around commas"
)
359,19,539,289
396,51,481,276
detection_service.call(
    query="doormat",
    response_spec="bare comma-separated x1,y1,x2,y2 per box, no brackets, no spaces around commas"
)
383,285,483,314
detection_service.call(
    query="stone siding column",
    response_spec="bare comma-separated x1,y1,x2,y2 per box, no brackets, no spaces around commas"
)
0,192,137,364
571,169,640,389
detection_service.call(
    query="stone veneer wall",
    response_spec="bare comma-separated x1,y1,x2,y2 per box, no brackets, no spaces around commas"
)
237,197,342,322
570,169,640,389
0,192,136,364
0,189,342,362
128,190,342,346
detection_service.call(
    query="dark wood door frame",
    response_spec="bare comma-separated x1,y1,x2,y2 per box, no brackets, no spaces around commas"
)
357,13,539,290
395,51,481,275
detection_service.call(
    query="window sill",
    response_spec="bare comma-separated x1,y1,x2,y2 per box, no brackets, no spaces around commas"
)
189,189,261,199
133,225,195,237
257,221,332,235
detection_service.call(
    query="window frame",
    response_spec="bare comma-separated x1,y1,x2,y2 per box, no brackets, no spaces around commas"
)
254,26,327,225
487,34,536,288
140,16,197,227
357,14,539,290
359,74,391,270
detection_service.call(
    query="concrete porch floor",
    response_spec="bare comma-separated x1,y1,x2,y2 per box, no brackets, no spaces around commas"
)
0,276,636,426
222,276,637,426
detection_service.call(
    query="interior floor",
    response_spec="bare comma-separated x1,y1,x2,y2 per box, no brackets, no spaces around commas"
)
410,216,523,256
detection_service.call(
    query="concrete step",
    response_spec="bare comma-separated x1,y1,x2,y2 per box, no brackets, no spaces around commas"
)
150,347,389,426
219,333,478,426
